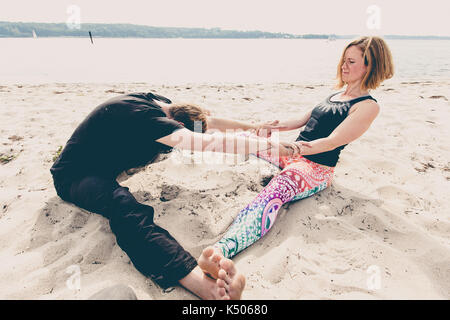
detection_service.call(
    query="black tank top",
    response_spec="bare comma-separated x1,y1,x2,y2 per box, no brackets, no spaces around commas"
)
296,91,377,167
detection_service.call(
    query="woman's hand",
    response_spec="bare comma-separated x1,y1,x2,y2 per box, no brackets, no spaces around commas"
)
276,142,294,157
275,141,305,157
279,142,300,156
278,141,313,156
255,120,288,138
294,141,313,155
257,140,312,157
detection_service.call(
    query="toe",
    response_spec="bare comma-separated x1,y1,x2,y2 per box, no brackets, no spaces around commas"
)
219,258,236,278
218,286,229,300
218,269,228,281
217,278,226,288
202,247,214,258
212,254,221,263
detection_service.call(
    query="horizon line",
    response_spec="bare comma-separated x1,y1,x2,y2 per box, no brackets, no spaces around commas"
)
1,21,449,38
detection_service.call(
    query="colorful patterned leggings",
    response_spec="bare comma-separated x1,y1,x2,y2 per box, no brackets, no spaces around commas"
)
213,152,334,259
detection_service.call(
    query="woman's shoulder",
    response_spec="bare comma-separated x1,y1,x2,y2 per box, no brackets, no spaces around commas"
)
349,97,380,116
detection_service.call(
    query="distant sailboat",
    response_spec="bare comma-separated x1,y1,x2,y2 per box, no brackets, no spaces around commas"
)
32,30,37,38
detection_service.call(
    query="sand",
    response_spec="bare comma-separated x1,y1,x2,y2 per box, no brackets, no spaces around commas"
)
0,80,449,299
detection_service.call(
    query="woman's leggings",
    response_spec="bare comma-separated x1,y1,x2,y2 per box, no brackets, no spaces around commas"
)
214,152,334,259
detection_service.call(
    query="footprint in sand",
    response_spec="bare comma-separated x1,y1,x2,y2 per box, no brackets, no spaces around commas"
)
159,184,181,202
376,185,420,208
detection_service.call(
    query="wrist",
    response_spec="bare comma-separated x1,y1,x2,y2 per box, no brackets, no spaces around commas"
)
292,142,303,155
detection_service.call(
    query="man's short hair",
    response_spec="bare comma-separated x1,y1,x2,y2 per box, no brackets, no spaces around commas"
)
169,104,209,133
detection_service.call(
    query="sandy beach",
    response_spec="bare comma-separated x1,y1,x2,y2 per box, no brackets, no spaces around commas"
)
0,80,449,299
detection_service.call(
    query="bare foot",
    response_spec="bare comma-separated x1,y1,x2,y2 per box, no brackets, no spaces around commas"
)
216,258,246,300
198,246,224,279
178,266,222,300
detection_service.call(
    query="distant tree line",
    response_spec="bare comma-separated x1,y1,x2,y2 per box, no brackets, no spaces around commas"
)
0,21,342,39
0,22,448,40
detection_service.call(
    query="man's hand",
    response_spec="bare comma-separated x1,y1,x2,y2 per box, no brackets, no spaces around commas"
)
280,142,300,156
294,141,313,155
255,120,288,138
273,141,300,157
278,141,313,156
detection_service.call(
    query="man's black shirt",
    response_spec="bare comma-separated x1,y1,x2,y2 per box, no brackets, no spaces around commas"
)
50,92,184,181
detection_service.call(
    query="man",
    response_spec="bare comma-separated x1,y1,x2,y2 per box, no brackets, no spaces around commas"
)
50,91,296,300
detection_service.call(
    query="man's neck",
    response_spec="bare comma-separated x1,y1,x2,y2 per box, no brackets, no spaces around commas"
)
160,104,172,118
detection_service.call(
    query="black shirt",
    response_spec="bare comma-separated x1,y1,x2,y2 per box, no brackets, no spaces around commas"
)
296,91,377,167
50,92,184,181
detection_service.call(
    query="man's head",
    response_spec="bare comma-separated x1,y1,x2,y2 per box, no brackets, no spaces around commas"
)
168,104,210,133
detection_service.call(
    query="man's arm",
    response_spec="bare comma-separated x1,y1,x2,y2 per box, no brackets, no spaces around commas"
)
206,117,257,132
156,128,294,156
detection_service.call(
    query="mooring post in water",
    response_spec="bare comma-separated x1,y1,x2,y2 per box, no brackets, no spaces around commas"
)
89,31,94,44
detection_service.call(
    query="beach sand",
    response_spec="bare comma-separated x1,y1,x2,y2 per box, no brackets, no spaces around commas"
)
0,80,449,299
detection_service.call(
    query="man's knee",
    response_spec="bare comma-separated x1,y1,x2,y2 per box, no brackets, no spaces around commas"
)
67,176,117,214
111,186,155,221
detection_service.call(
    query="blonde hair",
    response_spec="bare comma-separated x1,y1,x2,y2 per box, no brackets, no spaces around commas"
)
336,36,394,91
169,104,209,133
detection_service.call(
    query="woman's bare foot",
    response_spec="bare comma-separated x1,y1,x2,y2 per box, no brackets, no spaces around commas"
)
198,246,224,279
216,258,246,300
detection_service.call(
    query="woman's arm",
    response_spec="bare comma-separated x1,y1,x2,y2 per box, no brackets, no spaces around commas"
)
297,101,380,156
272,108,313,132
255,108,313,137
205,105,313,136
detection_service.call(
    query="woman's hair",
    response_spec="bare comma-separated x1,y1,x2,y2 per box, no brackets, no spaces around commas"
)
336,36,394,91
169,104,209,133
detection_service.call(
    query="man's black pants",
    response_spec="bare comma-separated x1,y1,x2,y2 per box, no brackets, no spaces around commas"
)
52,175,198,289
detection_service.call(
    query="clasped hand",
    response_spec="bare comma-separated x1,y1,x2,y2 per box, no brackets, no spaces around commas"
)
279,141,312,157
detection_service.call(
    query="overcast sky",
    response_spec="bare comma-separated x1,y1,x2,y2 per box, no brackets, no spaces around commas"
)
1,0,449,36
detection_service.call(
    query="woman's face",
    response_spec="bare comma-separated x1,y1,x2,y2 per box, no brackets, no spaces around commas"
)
341,45,368,84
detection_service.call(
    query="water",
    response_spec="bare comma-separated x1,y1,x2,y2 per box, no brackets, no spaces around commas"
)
1,38,449,84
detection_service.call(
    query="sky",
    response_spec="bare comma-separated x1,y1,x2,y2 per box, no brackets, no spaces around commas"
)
1,0,449,36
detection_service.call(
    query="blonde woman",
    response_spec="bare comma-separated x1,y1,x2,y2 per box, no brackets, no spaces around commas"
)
199,37,395,295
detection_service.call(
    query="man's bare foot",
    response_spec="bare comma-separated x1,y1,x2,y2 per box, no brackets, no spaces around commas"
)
198,246,224,279
178,266,222,300
216,258,246,300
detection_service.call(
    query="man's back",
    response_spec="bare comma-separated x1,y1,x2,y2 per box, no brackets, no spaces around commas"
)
50,92,183,181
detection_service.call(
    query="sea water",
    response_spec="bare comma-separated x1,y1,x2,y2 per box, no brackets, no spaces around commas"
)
0,38,449,84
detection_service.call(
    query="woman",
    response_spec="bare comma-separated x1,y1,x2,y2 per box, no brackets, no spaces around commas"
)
199,36,394,282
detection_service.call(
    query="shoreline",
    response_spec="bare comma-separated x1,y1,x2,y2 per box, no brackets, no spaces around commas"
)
1,78,449,86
